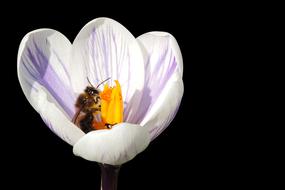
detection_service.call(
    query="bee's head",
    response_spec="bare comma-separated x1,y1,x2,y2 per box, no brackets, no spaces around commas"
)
85,86,99,96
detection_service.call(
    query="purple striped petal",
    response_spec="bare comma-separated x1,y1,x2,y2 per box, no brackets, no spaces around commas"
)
71,18,145,123
136,32,184,140
142,76,183,140
17,29,85,145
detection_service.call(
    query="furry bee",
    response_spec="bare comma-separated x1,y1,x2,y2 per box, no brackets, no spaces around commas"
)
72,78,110,133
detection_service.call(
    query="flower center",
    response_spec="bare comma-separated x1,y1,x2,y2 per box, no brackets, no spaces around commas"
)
94,80,123,130
73,80,124,133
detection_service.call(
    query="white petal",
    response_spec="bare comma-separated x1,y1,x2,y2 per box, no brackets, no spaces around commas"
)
28,81,85,145
142,73,183,140
137,32,183,76
73,123,150,165
17,29,76,118
71,18,145,123
17,29,85,145
137,32,184,140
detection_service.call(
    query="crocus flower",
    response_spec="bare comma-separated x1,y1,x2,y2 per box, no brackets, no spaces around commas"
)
17,17,183,190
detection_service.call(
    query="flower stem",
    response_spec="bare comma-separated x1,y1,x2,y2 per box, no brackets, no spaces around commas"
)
99,163,121,190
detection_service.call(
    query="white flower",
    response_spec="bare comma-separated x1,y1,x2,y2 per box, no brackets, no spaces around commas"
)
17,17,183,165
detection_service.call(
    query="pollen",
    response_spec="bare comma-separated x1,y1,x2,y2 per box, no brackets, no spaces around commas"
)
93,80,123,130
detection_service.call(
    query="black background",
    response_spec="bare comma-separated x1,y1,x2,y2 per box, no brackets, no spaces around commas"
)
1,4,253,189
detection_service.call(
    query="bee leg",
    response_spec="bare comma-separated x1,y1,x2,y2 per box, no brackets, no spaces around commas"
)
104,123,110,129
80,112,94,133
105,123,117,129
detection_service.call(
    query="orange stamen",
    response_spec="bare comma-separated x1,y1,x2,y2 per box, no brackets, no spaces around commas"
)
92,80,123,130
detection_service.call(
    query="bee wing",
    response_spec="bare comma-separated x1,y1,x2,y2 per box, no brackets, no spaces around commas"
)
92,111,107,130
93,111,102,123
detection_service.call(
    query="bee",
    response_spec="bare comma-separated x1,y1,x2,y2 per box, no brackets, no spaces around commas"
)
72,77,110,133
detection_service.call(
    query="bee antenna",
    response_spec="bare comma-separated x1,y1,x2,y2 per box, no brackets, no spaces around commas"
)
96,77,111,88
87,77,95,88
